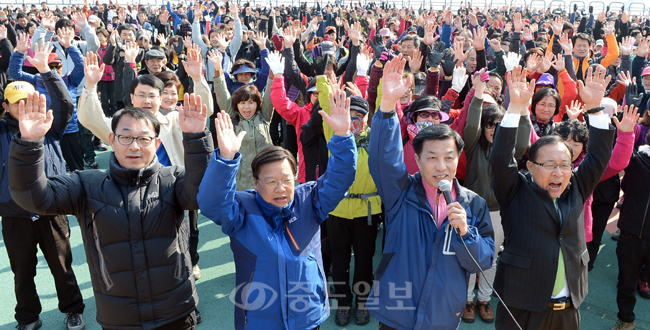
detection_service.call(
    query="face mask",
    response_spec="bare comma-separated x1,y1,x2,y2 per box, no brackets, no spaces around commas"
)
407,121,435,140
350,116,366,137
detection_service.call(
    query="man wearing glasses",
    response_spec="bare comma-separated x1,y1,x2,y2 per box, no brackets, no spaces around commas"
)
490,66,615,329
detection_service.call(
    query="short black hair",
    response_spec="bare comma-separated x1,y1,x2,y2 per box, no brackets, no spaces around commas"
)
412,124,464,157
479,104,505,150
130,74,165,95
529,135,574,164
118,23,136,36
251,146,297,180
572,32,593,46
532,87,561,116
400,34,420,48
111,107,160,136
54,18,75,32
552,119,589,155
16,12,27,20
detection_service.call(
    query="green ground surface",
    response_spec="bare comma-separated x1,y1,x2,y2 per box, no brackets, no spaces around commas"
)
1,147,649,329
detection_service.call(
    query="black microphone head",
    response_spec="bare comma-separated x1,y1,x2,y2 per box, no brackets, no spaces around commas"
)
438,179,452,192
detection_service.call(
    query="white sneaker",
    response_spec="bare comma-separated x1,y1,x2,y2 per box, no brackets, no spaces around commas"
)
193,264,202,280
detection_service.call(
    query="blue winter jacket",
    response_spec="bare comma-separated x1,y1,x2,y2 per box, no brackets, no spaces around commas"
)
0,71,74,218
198,134,357,330
8,46,84,134
367,110,495,330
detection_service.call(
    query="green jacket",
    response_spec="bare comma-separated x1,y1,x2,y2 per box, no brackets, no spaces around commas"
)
463,96,531,211
214,74,274,191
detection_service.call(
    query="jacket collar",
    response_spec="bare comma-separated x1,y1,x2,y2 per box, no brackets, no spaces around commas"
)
410,173,468,213
3,113,19,133
108,153,161,186
255,192,295,231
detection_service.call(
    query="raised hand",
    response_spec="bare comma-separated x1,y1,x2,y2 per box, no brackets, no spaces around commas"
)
613,104,640,132
215,33,229,51
345,82,362,97
522,26,533,41
551,16,563,36
427,41,446,68
636,37,650,58
469,12,478,27
552,53,565,72
452,38,467,66
25,40,54,73
319,88,351,137
181,44,204,80
83,51,106,88
57,27,74,48
506,65,536,109
265,51,284,76
356,52,370,76
558,33,573,54
423,21,438,45
488,38,502,52
408,48,423,72
0,25,6,40
282,27,296,49
513,12,524,32
207,48,223,72
625,80,643,107
110,29,118,45
603,21,615,36
348,21,362,46
18,92,53,141
183,35,193,49
159,11,170,25
578,66,612,108
451,66,468,92
229,2,239,19
16,32,30,54
380,55,413,112
124,40,139,63
41,11,56,30
538,51,553,73
71,11,88,30
565,99,584,120
157,33,168,46
503,52,522,72
618,36,635,56
215,111,246,160
252,31,268,50
617,71,634,87
179,93,208,133
472,26,487,50
440,49,457,77
472,68,488,96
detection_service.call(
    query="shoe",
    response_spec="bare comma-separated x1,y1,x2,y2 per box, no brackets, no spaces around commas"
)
64,313,86,330
477,301,495,323
86,160,99,169
462,301,475,323
16,319,42,330
355,307,370,325
611,319,635,330
612,228,621,241
193,264,202,280
638,280,650,299
95,142,109,151
195,309,202,324
335,307,351,326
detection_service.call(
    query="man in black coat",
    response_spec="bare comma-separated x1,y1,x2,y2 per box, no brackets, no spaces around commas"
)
489,66,615,330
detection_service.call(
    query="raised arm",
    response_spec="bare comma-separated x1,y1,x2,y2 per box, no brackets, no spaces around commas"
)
77,52,112,143
207,49,235,117
182,45,214,117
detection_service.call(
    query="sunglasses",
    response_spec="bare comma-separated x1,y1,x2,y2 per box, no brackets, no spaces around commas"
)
417,111,440,119
485,121,501,129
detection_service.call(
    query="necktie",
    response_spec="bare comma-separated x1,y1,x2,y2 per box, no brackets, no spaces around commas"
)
552,199,566,296
576,59,583,82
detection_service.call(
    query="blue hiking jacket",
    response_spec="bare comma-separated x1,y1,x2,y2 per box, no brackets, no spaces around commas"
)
8,46,84,134
198,134,357,330
367,110,495,330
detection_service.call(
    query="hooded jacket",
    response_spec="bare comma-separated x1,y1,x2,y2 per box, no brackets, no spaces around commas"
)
197,134,357,330
9,131,213,329
368,110,495,330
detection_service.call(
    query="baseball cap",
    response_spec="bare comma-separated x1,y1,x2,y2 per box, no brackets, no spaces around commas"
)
88,15,99,23
48,53,62,64
144,49,166,60
595,39,604,47
378,28,391,37
4,81,36,104
642,67,650,77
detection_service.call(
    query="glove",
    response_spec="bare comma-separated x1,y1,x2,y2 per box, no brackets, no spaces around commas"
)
426,41,446,68
504,52,522,72
356,53,370,76
573,4,578,12
313,55,329,76
589,5,593,14
440,48,457,77
451,66,468,93
626,82,643,107
265,52,285,75
370,34,386,58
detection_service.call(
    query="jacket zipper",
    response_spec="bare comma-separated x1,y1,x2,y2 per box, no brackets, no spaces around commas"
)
49,155,59,175
243,271,255,324
640,195,650,238
92,220,114,291
285,223,300,250
0,161,5,198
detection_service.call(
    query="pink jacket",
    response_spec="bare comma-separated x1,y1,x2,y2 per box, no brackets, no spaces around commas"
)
583,130,634,241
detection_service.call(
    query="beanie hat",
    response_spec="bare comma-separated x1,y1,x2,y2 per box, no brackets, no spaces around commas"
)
349,96,369,115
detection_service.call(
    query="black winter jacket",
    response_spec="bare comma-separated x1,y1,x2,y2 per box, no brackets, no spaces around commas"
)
619,147,650,239
8,130,213,329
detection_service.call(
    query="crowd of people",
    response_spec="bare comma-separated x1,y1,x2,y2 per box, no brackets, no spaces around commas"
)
1,0,650,329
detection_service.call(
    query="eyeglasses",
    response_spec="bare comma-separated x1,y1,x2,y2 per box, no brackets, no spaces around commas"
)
134,93,160,101
417,111,440,119
257,178,294,188
115,134,157,147
485,121,500,129
530,160,574,172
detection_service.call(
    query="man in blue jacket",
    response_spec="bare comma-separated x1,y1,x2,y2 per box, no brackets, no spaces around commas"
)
367,55,495,330
197,88,357,330
0,50,84,329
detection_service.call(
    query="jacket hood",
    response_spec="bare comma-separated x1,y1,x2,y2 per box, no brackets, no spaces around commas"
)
535,73,557,90
255,192,295,230
3,113,19,132
108,153,161,186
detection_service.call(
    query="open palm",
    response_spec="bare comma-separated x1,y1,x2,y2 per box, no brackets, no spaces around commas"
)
507,66,536,106
215,111,246,160
179,93,207,133
578,66,611,106
84,52,105,87
320,89,351,136
182,45,203,80
19,92,53,141
381,55,412,111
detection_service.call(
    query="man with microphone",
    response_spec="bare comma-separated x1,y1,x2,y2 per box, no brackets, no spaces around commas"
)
367,55,495,329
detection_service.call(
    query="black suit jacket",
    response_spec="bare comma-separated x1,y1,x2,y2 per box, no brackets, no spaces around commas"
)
489,119,615,312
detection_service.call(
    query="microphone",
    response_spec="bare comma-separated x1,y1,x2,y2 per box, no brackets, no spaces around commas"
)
438,179,453,205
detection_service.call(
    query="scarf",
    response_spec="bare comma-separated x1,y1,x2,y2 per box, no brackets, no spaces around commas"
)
406,121,435,141
350,117,367,137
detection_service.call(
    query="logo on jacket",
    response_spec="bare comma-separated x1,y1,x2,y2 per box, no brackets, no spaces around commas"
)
288,216,297,224
146,192,158,203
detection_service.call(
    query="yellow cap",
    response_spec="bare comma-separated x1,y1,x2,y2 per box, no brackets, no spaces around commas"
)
4,81,35,104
